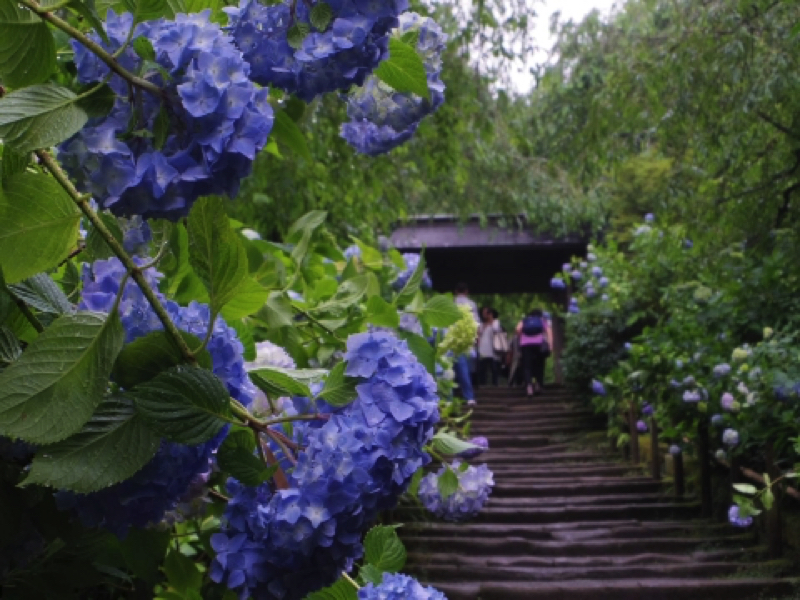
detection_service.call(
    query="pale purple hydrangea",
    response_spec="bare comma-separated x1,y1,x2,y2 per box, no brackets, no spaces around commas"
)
358,573,446,600
418,461,494,522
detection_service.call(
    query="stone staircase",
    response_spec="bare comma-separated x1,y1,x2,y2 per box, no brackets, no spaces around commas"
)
399,387,796,599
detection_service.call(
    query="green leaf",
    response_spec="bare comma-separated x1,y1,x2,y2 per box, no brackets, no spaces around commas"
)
77,83,116,118
284,96,306,121
366,295,399,328
262,291,294,328
306,578,358,600
250,369,312,398
358,564,383,585
431,431,479,456
395,252,426,307
408,468,423,497
287,21,310,50
163,549,201,594
422,295,462,328
85,211,124,261
733,483,757,495
316,274,369,312
437,466,459,499
273,110,311,160
220,277,269,321
0,84,89,153
0,0,56,88
763,488,775,511
112,330,212,389
309,1,332,31
351,237,383,270
287,210,327,238
397,330,435,376
9,273,73,315
187,196,249,319
0,326,22,363
132,36,156,61
399,30,419,47
363,524,406,573
1,147,28,181
0,311,124,444
0,172,81,284
131,366,232,445
229,318,256,361
119,529,170,585
123,0,175,22
153,105,169,150
216,430,276,486
64,0,109,44
21,396,160,492
317,362,358,407
374,38,430,100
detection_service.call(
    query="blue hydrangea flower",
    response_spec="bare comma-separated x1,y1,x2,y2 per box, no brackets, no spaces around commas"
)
120,216,152,255
399,312,423,336
211,331,440,599
723,428,739,447
624,342,632,351
669,445,681,456
591,266,602,277
570,270,582,281
562,262,571,271
721,392,735,411
59,11,274,219
591,380,606,395
57,259,256,536
225,0,404,102
341,12,447,155
728,505,753,528
636,420,648,433
458,436,489,460
684,239,694,249
419,461,493,522
713,363,731,378
683,390,702,403
711,414,723,426
358,572,446,599
642,403,653,416
343,245,362,260
393,253,432,290
645,213,655,223
550,277,566,289
598,276,609,288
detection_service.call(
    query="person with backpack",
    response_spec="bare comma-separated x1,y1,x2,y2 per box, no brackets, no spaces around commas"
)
515,308,553,398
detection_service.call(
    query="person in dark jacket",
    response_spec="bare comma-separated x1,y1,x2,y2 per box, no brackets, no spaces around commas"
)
515,308,553,398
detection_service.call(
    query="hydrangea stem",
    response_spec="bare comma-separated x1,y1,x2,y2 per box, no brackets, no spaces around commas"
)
36,150,197,364
19,0,163,98
1,282,44,333
342,572,360,590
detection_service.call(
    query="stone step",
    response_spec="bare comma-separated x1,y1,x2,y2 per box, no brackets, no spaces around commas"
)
411,561,749,583
485,492,690,508
480,452,615,464
403,535,752,557
494,479,662,497
483,467,639,479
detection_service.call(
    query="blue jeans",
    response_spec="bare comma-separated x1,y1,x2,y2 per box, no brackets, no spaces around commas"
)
454,354,475,401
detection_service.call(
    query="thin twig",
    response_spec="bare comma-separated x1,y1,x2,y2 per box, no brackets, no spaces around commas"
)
19,0,162,97
36,150,196,364
342,572,360,590
208,489,230,502
266,429,298,466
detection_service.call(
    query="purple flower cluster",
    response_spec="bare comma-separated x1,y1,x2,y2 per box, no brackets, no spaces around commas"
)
211,331,440,599
57,258,256,536
636,420,648,433
225,0,406,102
341,12,447,155
728,505,753,528
418,461,494,522
358,572,446,599
550,277,566,289
59,11,274,220
591,380,606,396
393,253,432,290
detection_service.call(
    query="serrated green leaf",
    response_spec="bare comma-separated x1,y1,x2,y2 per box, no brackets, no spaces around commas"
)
77,83,116,118
374,38,430,100
131,366,232,445
309,1,332,31
217,430,276,486
399,30,419,47
262,291,295,329
395,252,426,307
229,318,256,361
1,147,28,181
437,466,459,499
316,274,370,312
351,236,383,270
9,273,73,315
317,362,358,407
0,172,81,284
21,396,159,492
132,36,156,61
287,21,310,50
220,277,269,321
306,578,358,600
363,524,406,573
123,0,173,22
397,330,435,376
0,84,89,153
0,0,56,88
0,311,124,443
358,564,383,585
112,330,212,389
250,368,312,398
288,210,327,238
273,110,311,160
64,0,109,43
422,295,462,328
432,431,479,456
187,196,249,319
0,326,21,363
366,295,399,328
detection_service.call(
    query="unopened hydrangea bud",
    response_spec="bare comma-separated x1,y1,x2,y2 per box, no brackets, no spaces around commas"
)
732,347,750,362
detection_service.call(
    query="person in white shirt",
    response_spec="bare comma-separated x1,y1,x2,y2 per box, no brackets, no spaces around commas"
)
477,307,500,386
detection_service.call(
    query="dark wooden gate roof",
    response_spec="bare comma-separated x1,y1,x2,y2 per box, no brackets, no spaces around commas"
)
389,215,587,294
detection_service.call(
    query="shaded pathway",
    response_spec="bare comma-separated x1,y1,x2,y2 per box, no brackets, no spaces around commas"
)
402,388,794,599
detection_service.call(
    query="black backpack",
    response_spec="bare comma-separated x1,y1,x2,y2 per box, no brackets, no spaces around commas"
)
522,316,544,336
